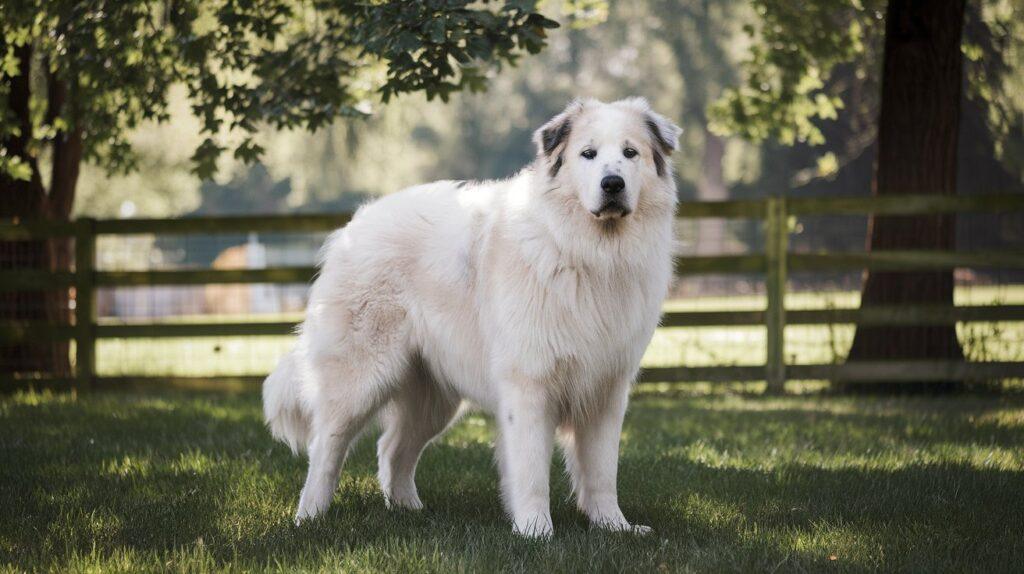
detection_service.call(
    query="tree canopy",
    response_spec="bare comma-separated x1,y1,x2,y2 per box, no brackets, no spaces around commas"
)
710,0,1024,185
0,0,558,189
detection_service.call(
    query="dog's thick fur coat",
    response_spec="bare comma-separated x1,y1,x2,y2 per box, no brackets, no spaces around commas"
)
264,98,681,537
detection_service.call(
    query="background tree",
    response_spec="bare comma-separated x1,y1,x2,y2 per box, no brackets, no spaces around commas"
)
712,0,1023,387
845,0,967,386
0,0,558,376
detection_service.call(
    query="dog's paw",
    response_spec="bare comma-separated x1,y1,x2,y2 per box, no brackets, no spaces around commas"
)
512,514,554,539
294,508,317,526
384,492,424,511
628,524,653,535
593,519,653,535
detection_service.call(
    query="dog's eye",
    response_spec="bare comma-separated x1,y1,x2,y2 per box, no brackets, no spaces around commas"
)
623,147,638,159
581,149,597,160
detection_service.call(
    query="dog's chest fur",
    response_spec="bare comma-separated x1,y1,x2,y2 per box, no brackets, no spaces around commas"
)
477,207,671,402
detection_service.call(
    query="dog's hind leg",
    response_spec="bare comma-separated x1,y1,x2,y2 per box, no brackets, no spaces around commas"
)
294,302,410,524
295,392,382,524
377,361,460,510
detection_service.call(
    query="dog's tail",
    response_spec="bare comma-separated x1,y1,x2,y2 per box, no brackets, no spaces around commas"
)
263,348,311,455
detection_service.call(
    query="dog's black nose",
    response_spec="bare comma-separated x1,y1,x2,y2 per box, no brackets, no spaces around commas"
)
601,175,625,194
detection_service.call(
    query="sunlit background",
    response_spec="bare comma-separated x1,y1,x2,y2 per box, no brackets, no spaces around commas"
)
62,0,1024,379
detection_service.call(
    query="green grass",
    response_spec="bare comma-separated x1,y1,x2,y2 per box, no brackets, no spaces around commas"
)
94,285,1024,377
3,389,1024,572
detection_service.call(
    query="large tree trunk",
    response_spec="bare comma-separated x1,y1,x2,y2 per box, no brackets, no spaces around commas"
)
0,43,79,378
844,0,967,390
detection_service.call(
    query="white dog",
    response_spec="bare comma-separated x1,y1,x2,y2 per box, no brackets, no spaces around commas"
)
263,97,680,537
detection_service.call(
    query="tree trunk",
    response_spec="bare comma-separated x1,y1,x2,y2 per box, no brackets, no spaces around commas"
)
844,0,967,391
0,43,77,377
45,73,83,281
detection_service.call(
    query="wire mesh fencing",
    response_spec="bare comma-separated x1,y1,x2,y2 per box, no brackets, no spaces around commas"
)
93,230,330,378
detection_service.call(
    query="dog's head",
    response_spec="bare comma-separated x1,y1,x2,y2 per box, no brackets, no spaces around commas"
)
533,98,681,221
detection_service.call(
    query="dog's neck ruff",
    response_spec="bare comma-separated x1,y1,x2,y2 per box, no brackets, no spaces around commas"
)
506,164,675,278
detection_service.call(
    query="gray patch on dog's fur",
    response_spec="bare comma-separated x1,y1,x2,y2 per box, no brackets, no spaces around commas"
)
645,117,673,154
646,117,675,178
549,154,564,177
652,149,666,178
542,119,572,156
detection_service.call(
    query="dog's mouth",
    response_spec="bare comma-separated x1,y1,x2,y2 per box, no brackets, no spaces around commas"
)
591,202,632,220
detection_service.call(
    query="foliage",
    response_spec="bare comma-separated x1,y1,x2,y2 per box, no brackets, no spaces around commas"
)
964,0,1024,183
0,0,558,181
50,0,1024,222
74,86,207,218
711,0,1024,168
708,0,885,146
252,0,753,207
3,390,1024,571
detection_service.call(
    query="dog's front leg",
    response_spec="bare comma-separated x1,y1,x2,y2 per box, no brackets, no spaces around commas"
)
564,383,650,534
498,380,556,538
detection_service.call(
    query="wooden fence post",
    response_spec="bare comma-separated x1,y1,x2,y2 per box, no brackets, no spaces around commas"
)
74,219,96,389
765,196,788,393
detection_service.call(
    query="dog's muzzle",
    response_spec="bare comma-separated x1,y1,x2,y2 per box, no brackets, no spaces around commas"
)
591,200,632,219
592,175,631,219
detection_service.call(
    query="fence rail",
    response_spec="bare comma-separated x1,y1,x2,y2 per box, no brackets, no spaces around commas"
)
2,193,1024,392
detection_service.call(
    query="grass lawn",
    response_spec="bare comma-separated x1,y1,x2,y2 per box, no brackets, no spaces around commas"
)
2,389,1024,572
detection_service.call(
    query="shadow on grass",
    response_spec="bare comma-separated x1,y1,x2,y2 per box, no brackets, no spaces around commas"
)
630,394,1024,452
1,391,1023,571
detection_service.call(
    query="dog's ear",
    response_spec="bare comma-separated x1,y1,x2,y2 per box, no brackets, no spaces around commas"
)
615,97,682,177
645,111,681,178
534,113,572,158
615,97,682,155
644,110,682,156
533,100,585,176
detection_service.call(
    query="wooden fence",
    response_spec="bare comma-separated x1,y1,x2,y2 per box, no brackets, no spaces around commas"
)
2,193,1024,392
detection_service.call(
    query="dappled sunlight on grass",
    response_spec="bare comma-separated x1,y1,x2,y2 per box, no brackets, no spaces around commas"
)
633,394,1024,464
6,388,80,407
973,408,1024,428
2,390,1023,571
172,450,218,475
102,455,154,479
